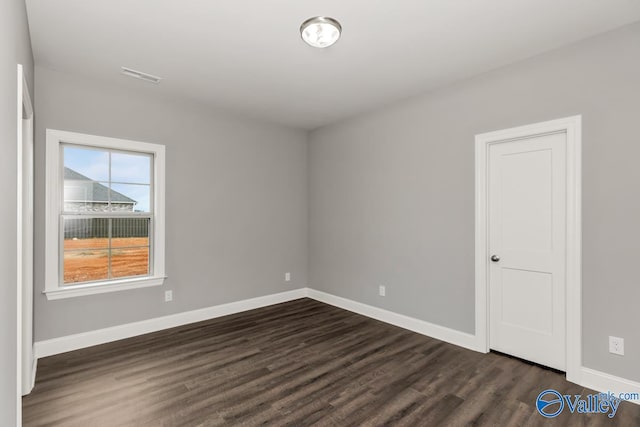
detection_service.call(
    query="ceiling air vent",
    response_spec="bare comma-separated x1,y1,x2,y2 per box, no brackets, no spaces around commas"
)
120,67,162,84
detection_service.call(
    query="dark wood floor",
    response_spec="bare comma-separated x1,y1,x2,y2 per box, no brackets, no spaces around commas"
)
23,298,640,426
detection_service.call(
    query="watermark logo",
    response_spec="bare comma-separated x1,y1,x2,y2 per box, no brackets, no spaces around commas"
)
536,389,637,419
536,389,565,418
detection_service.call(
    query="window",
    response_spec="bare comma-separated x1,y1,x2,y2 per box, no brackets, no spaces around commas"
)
45,130,165,299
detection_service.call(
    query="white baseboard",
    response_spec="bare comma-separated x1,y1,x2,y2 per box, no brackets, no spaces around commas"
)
580,367,640,406
33,287,481,359
34,288,308,359
32,286,640,408
307,290,640,404
30,357,37,391
306,289,481,352
34,287,480,360
21,356,37,396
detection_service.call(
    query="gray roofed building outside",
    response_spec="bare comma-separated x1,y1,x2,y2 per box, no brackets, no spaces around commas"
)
63,167,147,239
64,167,137,204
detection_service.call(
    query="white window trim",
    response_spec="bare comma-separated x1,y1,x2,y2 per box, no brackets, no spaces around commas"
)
45,129,166,300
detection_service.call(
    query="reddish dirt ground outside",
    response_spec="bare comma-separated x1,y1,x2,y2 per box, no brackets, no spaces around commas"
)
64,238,149,284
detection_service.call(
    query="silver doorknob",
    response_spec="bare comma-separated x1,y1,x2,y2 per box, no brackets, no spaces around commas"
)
491,255,500,262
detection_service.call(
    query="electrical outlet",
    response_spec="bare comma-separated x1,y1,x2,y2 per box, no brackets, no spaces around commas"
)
285,272,291,282
379,285,386,297
164,290,173,302
609,336,624,356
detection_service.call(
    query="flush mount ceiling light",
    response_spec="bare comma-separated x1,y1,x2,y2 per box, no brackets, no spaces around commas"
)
300,16,342,48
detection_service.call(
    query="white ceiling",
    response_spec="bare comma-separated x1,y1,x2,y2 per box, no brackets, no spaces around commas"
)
25,0,640,129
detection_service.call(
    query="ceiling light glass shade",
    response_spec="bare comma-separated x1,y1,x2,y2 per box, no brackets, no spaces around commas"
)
300,17,342,48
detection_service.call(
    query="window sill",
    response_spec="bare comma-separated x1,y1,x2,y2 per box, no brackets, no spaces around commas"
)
44,276,166,300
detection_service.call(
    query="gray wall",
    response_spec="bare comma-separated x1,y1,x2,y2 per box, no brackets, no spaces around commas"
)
309,23,640,382
30,17,640,388
0,0,33,423
34,67,308,341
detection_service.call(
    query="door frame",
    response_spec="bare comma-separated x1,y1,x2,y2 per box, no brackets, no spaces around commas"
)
17,63,35,404
474,116,582,384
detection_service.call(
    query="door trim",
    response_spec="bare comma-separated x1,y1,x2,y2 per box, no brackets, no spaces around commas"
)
17,63,35,407
474,116,582,384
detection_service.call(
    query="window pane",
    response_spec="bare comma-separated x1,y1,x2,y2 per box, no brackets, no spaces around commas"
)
111,152,151,184
64,249,109,284
110,184,151,213
111,218,150,248
111,247,149,278
64,178,112,213
64,146,111,211
63,145,109,182
62,218,151,284
63,218,109,250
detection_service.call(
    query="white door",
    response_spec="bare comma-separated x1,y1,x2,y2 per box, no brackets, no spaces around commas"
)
488,131,566,370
